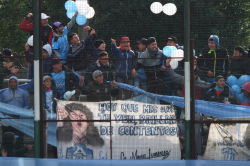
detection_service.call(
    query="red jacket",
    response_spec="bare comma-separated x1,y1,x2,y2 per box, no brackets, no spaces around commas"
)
20,17,53,45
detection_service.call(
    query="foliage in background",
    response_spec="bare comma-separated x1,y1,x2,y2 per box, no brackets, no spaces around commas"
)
0,0,249,58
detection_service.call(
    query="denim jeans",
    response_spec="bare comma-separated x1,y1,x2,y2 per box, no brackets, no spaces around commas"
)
133,76,147,96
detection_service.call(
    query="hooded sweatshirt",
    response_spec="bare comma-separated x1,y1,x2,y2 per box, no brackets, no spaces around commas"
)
198,36,229,78
43,44,57,75
0,76,30,109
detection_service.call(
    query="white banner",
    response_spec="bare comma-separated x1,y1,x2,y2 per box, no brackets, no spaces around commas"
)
56,100,181,159
203,123,250,160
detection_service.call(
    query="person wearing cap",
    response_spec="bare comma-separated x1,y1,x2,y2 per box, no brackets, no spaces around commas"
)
0,76,30,149
198,35,229,83
133,38,147,96
230,46,250,78
132,37,165,95
166,36,182,49
20,13,53,45
52,12,78,64
64,90,76,101
43,75,58,112
48,59,80,99
237,82,250,106
85,28,106,67
0,49,19,89
85,51,112,86
66,26,96,77
111,37,134,99
206,75,229,103
86,70,117,102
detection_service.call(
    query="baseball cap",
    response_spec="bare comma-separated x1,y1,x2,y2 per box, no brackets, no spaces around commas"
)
2,48,12,56
51,59,61,66
64,90,76,101
137,38,147,45
43,75,53,81
53,22,63,28
120,37,130,43
41,13,50,19
92,70,102,78
167,36,177,43
147,37,156,45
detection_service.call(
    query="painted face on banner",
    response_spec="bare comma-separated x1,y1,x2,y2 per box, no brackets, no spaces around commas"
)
69,110,89,138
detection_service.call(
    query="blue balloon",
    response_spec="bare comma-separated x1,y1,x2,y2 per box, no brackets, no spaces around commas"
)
163,46,173,57
64,1,77,12
66,11,75,19
238,75,250,87
226,75,238,87
76,14,87,25
230,85,241,97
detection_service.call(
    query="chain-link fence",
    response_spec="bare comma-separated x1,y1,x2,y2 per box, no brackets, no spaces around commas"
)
0,0,249,161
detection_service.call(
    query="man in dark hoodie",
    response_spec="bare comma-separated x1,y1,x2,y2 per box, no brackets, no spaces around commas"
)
198,35,229,83
230,46,250,78
85,28,106,67
84,51,111,86
0,132,32,157
0,49,19,89
132,37,165,95
52,11,78,64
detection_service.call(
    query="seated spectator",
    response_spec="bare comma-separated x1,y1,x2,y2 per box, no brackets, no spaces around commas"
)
64,90,76,101
134,38,147,96
52,11,78,64
133,37,165,95
49,59,80,99
0,49,19,89
85,51,112,86
85,28,106,67
198,35,229,83
230,46,250,78
43,75,57,112
111,37,134,99
237,82,250,106
86,70,118,102
0,76,30,149
166,36,182,49
0,132,32,157
206,75,229,103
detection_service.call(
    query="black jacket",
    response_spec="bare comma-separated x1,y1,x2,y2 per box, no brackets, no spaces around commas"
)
85,60,112,85
206,83,229,103
86,81,117,102
230,53,250,78
198,46,229,78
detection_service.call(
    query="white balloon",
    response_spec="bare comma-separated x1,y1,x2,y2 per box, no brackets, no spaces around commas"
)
171,49,184,61
85,7,95,19
150,2,163,14
75,0,88,3
76,2,90,15
162,3,177,16
170,59,178,69
27,35,33,46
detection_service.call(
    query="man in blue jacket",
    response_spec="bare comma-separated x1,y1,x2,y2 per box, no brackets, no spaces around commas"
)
0,76,30,149
111,37,135,99
52,11,78,64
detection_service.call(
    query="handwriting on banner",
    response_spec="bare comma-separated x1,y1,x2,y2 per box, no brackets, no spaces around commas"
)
98,103,177,136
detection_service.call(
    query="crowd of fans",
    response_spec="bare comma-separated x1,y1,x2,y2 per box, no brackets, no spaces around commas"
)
0,12,250,158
